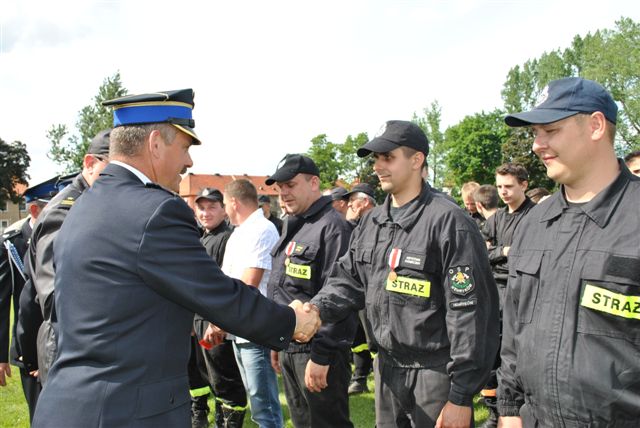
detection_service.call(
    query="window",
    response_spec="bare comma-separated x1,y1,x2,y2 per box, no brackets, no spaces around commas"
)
19,199,26,212
0,200,7,212
0,220,8,233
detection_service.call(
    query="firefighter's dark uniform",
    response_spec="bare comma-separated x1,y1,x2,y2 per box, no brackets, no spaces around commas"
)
498,162,640,427
192,221,248,427
312,182,500,428
268,194,355,428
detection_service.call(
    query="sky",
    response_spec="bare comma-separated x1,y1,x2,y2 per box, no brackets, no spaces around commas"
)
1,0,639,185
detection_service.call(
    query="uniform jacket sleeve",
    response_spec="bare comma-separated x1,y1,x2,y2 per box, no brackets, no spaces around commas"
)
311,223,366,324
0,251,12,363
15,277,42,370
484,213,506,265
137,197,296,351
440,215,500,406
496,251,526,416
309,226,357,366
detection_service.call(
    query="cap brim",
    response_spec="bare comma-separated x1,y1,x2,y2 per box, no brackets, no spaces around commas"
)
173,124,201,145
265,169,298,186
356,138,400,157
195,195,222,203
504,109,579,127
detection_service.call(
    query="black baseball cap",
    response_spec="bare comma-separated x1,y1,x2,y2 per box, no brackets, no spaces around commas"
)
258,195,271,205
343,183,375,200
330,187,348,201
505,77,618,127
87,129,111,156
357,120,429,158
265,154,320,185
195,187,224,203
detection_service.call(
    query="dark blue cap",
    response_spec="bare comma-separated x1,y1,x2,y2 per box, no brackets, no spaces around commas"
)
102,89,201,145
23,176,59,203
343,183,375,200
505,77,618,127
266,154,320,185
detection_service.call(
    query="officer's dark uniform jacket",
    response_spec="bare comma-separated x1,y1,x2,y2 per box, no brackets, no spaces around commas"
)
498,162,640,427
483,197,536,286
267,195,356,365
312,182,500,406
194,221,232,338
0,218,32,369
16,173,89,382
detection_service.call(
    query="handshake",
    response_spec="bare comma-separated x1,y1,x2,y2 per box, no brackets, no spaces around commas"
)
289,300,321,343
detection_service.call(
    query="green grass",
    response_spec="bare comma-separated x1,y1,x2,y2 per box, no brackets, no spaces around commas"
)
1,368,487,427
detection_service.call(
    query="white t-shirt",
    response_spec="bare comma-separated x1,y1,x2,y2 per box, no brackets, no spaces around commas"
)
222,208,279,342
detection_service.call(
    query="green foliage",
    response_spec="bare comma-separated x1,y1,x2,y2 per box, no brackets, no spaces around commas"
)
48,72,128,173
0,138,30,205
442,109,507,190
501,16,640,160
413,101,446,189
306,132,377,192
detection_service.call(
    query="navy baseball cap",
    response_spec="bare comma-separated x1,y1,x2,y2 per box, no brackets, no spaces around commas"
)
330,187,348,201
265,154,320,185
87,129,111,156
103,89,201,144
343,183,375,200
195,188,224,204
505,77,618,127
357,120,429,158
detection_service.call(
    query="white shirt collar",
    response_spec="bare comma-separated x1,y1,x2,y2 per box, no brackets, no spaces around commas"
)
111,160,152,185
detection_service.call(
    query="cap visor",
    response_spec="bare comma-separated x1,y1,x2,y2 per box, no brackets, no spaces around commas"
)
505,110,579,127
356,138,400,158
173,124,201,145
265,169,297,186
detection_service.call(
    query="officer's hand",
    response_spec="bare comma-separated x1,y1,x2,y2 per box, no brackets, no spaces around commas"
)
498,416,523,428
435,401,472,428
29,369,39,378
304,360,329,393
270,351,281,375
0,362,11,387
290,299,321,342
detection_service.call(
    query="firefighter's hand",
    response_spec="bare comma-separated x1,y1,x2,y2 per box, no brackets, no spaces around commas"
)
305,359,329,392
435,401,472,428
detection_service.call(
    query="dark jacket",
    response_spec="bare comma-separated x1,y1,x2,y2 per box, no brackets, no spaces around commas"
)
0,219,31,367
483,197,536,285
16,173,89,382
498,162,640,427
312,183,500,406
32,164,295,428
268,195,356,365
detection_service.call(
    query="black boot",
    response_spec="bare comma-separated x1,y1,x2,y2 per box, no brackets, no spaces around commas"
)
222,406,245,428
348,377,369,395
191,395,209,428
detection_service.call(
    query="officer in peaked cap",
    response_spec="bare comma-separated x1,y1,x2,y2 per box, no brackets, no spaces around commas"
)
16,129,111,389
32,91,318,428
1,175,58,421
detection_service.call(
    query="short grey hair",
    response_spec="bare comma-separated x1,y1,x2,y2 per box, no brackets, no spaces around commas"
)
110,124,177,158
351,192,376,206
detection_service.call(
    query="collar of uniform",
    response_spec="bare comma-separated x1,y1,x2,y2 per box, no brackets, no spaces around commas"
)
511,196,536,215
299,195,332,220
376,182,433,229
204,220,230,236
539,159,633,227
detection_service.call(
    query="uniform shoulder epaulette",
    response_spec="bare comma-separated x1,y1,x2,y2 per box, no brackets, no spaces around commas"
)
145,182,178,196
1,228,21,243
56,196,77,210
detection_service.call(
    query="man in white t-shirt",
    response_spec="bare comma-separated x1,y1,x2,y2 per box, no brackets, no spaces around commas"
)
223,179,283,428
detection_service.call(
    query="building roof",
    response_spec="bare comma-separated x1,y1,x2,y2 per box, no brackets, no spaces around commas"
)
180,173,280,208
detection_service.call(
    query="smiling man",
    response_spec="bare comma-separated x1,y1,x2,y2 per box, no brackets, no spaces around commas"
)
309,120,499,428
32,89,320,428
498,77,640,427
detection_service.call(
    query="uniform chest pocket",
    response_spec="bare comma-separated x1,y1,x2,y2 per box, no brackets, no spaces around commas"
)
578,255,640,345
512,250,543,324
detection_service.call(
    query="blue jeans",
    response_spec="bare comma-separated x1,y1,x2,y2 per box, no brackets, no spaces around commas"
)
233,341,284,428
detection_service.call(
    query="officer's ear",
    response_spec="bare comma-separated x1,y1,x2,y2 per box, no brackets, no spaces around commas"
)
147,130,164,159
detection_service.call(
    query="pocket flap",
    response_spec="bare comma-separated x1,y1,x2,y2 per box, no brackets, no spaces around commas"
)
135,376,190,419
513,250,543,275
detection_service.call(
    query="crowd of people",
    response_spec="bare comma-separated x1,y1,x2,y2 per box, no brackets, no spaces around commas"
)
1,77,639,428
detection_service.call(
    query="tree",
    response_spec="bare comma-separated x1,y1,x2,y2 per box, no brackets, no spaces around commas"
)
0,138,30,205
413,101,446,189
48,72,128,173
442,109,507,193
306,134,342,189
502,17,640,158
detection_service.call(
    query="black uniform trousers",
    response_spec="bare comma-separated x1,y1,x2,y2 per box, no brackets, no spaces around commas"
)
19,368,41,421
279,349,352,428
199,339,247,409
350,311,372,382
374,357,474,428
